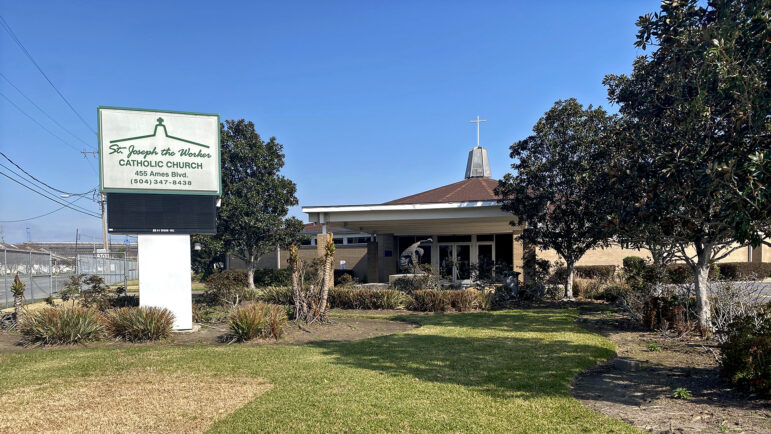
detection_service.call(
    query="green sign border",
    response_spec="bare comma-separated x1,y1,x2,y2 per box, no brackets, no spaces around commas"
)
98,106,221,196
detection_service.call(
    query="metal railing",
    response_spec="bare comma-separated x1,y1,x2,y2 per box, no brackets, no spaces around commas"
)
1,248,138,309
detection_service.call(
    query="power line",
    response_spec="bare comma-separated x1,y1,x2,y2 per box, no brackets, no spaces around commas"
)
0,196,85,222
0,15,97,136
0,92,99,175
0,170,101,219
0,151,94,196
0,162,99,216
0,91,82,152
0,72,93,148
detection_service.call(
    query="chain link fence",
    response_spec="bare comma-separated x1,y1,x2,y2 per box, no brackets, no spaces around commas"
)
1,248,137,309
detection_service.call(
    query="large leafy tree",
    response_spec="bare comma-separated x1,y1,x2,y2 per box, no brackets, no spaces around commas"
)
604,0,769,330
190,234,224,278
218,120,304,289
496,99,616,299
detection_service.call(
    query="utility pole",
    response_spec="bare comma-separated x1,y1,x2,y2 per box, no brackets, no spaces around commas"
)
100,193,108,252
80,150,109,253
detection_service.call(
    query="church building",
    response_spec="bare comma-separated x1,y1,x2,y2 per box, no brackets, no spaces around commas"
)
303,143,526,284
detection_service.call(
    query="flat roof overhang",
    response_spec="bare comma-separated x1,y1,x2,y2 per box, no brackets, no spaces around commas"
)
303,201,520,235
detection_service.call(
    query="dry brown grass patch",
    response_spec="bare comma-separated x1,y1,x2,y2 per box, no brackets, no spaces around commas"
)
0,369,271,433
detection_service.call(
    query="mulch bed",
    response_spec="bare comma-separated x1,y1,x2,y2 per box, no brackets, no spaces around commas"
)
0,315,417,352
572,302,771,433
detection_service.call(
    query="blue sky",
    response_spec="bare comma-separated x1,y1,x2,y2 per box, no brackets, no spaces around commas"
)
0,0,658,243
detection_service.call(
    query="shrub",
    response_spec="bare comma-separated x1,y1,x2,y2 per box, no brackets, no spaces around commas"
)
336,272,355,287
672,387,692,399
665,262,721,284
409,290,451,312
256,286,294,305
720,306,771,395
253,268,292,287
595,283,627,302
204,270,249,306
642,294,697,332
333,270,356,286
19,307,104,344
447,290,475,312
192,304,230,324
474,290,493,310
328,288,408,310
716,262,771,281
576,265,617,281
228,302,287,341
664,264,693,284
104,306,175,341
391,274,439,293
711,280,767,342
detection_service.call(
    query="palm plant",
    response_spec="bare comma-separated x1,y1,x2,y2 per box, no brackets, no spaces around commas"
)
10,273,25,321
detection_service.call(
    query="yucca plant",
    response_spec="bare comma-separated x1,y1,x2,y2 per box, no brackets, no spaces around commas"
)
104,306,175,341
264,304,289,340
10,273,25,321
228,302,287,341
18,307,104,345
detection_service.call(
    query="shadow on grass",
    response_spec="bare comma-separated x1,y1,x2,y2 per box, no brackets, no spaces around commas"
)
311,310,615,400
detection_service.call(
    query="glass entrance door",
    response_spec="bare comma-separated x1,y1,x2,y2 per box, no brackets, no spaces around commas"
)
439,245,454,280
438,243,471,281
455,244,470,280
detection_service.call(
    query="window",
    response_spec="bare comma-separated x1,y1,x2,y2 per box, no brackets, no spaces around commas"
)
477,234,494,242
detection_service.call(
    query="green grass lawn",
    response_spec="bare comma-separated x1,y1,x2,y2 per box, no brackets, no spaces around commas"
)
110,279,206,293
0,309,634,432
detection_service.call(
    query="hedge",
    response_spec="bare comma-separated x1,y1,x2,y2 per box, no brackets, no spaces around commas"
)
716,262,771,281
255,285,490,312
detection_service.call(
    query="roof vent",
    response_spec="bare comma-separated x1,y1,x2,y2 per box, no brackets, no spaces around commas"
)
464,146,491,179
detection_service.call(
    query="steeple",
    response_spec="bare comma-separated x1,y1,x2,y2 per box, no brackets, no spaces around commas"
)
465,146,491,178
465,116,491,179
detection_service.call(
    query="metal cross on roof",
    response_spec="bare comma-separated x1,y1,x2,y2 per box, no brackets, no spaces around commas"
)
469,115,486,148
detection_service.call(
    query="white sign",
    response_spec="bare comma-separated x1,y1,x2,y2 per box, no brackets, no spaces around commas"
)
98,107,220,195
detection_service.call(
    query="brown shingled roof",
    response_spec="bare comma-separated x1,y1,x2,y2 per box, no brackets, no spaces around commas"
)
384,177,501,205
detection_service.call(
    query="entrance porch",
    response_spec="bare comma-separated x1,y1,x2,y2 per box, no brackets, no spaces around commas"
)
304,202,525,283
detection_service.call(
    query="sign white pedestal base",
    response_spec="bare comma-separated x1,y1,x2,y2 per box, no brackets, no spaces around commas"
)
138,234,192,330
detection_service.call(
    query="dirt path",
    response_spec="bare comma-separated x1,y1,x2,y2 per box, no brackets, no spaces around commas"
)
572,303,771,433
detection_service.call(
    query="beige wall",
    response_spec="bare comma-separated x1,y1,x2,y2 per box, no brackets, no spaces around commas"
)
228,245,369,281
536,242,763,267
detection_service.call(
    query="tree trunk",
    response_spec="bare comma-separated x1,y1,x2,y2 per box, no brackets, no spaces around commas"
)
693,246,712,334
246,255,256,290
288,245,305,323
318,239,335,322
564,262,575,300
13,294,23,322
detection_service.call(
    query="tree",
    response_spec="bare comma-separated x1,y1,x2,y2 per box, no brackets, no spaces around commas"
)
287,236,335,324
190,234,224,279
496,99,616,299
604,0,769,330
217,119,304,289
10,273,25,321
